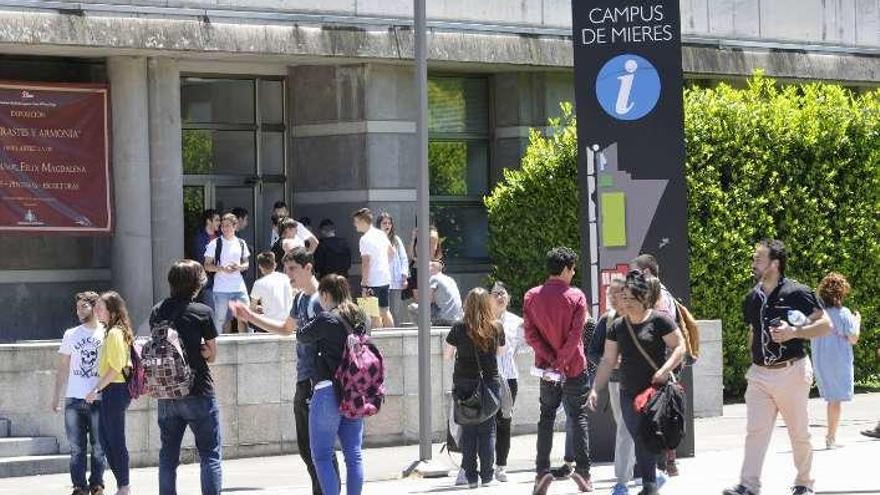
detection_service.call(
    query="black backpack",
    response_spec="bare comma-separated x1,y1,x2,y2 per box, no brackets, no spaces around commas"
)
623,318,687,454
639,381,686,453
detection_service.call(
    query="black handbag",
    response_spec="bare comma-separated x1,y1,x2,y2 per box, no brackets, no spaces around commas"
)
452,335,500,426
624,316,686,453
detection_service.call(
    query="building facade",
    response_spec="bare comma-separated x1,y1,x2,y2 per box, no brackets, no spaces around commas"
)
1,0,880,340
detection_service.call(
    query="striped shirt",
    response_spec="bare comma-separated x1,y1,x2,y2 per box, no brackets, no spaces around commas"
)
497,311,529,380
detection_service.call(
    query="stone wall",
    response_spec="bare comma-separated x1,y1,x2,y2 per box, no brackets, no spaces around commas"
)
0,321,722,466
17,0,880,49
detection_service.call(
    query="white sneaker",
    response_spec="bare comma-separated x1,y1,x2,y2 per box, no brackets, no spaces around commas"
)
495,466,508,482
455,468,468,486
826,437,842,449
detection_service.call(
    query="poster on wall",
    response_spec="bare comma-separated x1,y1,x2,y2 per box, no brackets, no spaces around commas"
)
571,1,688,315
0,82,111,234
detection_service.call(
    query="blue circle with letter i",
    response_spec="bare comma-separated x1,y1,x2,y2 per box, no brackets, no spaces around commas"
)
595,54,661,121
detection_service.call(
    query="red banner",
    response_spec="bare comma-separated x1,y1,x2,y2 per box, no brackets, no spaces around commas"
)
0,82,111,233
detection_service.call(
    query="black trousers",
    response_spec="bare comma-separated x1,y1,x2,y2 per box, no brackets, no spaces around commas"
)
495,379,518,466
294,380,339,495
535,372,591,476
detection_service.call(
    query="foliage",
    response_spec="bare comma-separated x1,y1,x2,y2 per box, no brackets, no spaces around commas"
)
485,76,880,397
182,129,212,174
484,102,582,307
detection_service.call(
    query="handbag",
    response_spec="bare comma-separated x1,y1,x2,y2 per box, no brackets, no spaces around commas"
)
498,377,514,419
624,317,686,453
452,334,501,426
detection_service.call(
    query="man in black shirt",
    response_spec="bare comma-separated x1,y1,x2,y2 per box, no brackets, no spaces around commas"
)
150,260,222,495
723,240,830,495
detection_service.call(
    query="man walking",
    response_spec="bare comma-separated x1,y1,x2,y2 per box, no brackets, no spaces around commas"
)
231,248,338,495
723,239,830,495
53,292,106,495
353,208,394,328
524,247,593,494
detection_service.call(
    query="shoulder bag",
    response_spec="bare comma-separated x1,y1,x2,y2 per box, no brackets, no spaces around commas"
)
452,330,501,426
624,316,686,453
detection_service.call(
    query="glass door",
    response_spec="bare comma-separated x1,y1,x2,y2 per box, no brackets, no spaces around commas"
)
180,75,288,289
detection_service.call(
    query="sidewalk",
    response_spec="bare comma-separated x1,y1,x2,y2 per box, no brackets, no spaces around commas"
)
3,393,878,494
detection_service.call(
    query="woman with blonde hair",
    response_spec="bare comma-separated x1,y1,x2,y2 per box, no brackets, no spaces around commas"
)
85,291,133,495
814,272,861,449
444,288,506,488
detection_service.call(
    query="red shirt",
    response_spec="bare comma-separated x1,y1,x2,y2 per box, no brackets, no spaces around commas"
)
523,278,589,378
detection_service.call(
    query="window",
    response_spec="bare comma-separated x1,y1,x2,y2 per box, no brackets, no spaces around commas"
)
428,76,490,262
180,77,286,177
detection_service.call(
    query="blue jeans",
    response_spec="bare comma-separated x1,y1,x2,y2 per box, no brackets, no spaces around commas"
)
98,383,130,488
456,378,499,483
64,398,105,489
212,291,249,333
309,384,364,495
158,395,223,495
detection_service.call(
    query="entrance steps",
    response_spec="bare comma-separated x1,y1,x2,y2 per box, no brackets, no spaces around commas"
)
0,418,65,478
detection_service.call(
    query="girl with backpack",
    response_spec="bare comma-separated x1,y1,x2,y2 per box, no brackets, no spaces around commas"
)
297,274,369,495
444,287,505,489
587,271,686,495
85,291,134,495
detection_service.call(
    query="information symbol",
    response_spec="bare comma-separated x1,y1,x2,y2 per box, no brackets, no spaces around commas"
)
595,54,661,121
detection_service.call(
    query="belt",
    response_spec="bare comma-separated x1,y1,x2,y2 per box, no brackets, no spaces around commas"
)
313,380,333,390
757,356,804,369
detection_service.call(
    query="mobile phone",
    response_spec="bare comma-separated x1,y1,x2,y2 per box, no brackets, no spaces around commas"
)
768,317,782,328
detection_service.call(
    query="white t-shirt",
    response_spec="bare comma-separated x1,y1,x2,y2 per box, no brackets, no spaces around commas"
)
251,272,294,322
279,224,314,252
359,227,392,287
205,235,250,293
58,324,105,399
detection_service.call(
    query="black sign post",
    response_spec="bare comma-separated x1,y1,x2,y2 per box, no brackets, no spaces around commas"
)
571,0,694,462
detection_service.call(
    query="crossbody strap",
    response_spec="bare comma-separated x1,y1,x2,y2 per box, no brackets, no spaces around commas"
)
624,316,660,372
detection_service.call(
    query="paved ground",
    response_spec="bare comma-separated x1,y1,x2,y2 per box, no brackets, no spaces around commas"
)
4,393,879,494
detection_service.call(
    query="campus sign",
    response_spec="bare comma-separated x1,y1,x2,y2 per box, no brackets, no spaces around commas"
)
0,82,111,233
571,0,688,314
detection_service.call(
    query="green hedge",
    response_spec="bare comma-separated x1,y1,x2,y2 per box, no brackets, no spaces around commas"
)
485,76,880,397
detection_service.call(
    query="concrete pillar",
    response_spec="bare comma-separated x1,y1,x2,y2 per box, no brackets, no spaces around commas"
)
108,57,153,330
491,72,573,182
288,64,418,252
148,58,184,300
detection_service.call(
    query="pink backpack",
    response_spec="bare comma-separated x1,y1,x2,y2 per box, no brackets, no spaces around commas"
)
124,342,146,400
334,315,386,419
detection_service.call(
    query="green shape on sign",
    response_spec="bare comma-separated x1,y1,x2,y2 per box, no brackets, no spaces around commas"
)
598,174,614,188
601,192,627,247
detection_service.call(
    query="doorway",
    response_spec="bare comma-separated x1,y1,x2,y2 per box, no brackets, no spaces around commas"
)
180,76,287,285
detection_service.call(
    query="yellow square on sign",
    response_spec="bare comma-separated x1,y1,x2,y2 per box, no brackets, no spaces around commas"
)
601,192,627,247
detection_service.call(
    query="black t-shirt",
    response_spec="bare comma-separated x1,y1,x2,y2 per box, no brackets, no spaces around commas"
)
607,312,676,392
743,277,824,366
299,311,365,383
445,322,505,381
149,298,218,397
